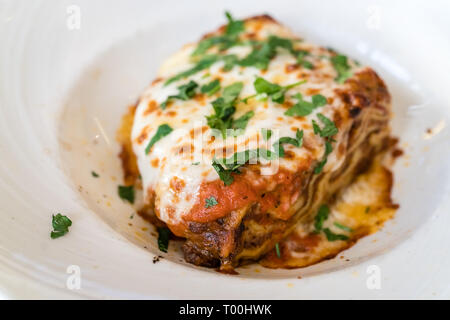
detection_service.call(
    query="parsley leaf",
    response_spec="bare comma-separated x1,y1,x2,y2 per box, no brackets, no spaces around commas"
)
145,124,173,154
296,50,314,69
314,140,333,174
222,54,239,71
334,222,353,232
165,55,219,85
118,185,135,204
201,79,221,96
212,159,236,186
161,80,198,109
91,171,99,178
275,243,281,258
239,35,294,70
206,82,244,138
243,78,306,104
50,213,72,239
331,54,353,83
272,129,303,157
313,205,350,241
205,196,219,208
191,12,244,57
212,148,278,185
225,11,244,36
285,93,327,117
312,113,338,138
232,111,254,130
262,128,272,141
157,227,171,253
323,228,349,241
314,204,329,232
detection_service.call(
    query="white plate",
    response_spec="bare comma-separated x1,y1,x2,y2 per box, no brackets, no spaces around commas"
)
1,0,450,299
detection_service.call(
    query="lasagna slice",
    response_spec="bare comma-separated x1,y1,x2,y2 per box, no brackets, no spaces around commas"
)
124,14,392,270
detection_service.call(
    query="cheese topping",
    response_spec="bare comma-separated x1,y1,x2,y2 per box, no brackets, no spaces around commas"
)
131,17,362,226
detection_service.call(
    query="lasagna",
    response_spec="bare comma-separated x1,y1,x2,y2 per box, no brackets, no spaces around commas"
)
119,13,394,271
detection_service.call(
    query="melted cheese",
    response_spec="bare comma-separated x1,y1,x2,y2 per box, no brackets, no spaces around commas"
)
131,18,363,226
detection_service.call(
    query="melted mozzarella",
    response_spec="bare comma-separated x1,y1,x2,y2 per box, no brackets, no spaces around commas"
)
131,19,361,225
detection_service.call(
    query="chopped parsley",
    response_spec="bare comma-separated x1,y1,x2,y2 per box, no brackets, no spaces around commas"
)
157,227,171,253
206,82,250,137
118,185,135,204
192,162,200,165
201,79,221,96
222,54,239,71
275,243,281,258
314,140,333,174
312,113,338,138
239,35,296,70
272,129,303,157
212,158,235,186
313,204,350,241
296,50,314,69
323,228,349,241
285,93,327,117
145,124,173,154
242,77,306,104
165,54,219,85
91,171,99,178
212,148,277,185
232,111,255,130
225,11,244,36
205,196,219,208
331,54,353,83
314,204,330,232
161,80,198,109
50,213,72,239
212,128,303,185
261,128,272,141
191,12,244,57
334,222,353,232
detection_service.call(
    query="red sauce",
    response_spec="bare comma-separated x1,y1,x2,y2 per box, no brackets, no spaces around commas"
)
185,176,258,223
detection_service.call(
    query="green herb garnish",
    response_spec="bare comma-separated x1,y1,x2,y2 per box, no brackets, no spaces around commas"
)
272,129,303,157
205,196,219,208
201,79,221,96
323,228,349,241
334,222,353,232
165,55,219,85
239,35,295,70
296,50,314,69
145,124,173,154
232,111,255,130
161,80,198,109
50,213,72,239
242,78,306,104
118,185,135,204
191,12,244,57
91,171,99,178
206,82,246,138
261,128,272,141
212,158,236,186
312,113,338,138
331,54,352,83
212,148,277,185
285,93,327,116
157,227,171,253
275,243,281,258
314,204,330,232
314,140,333,174
225,11,244,36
